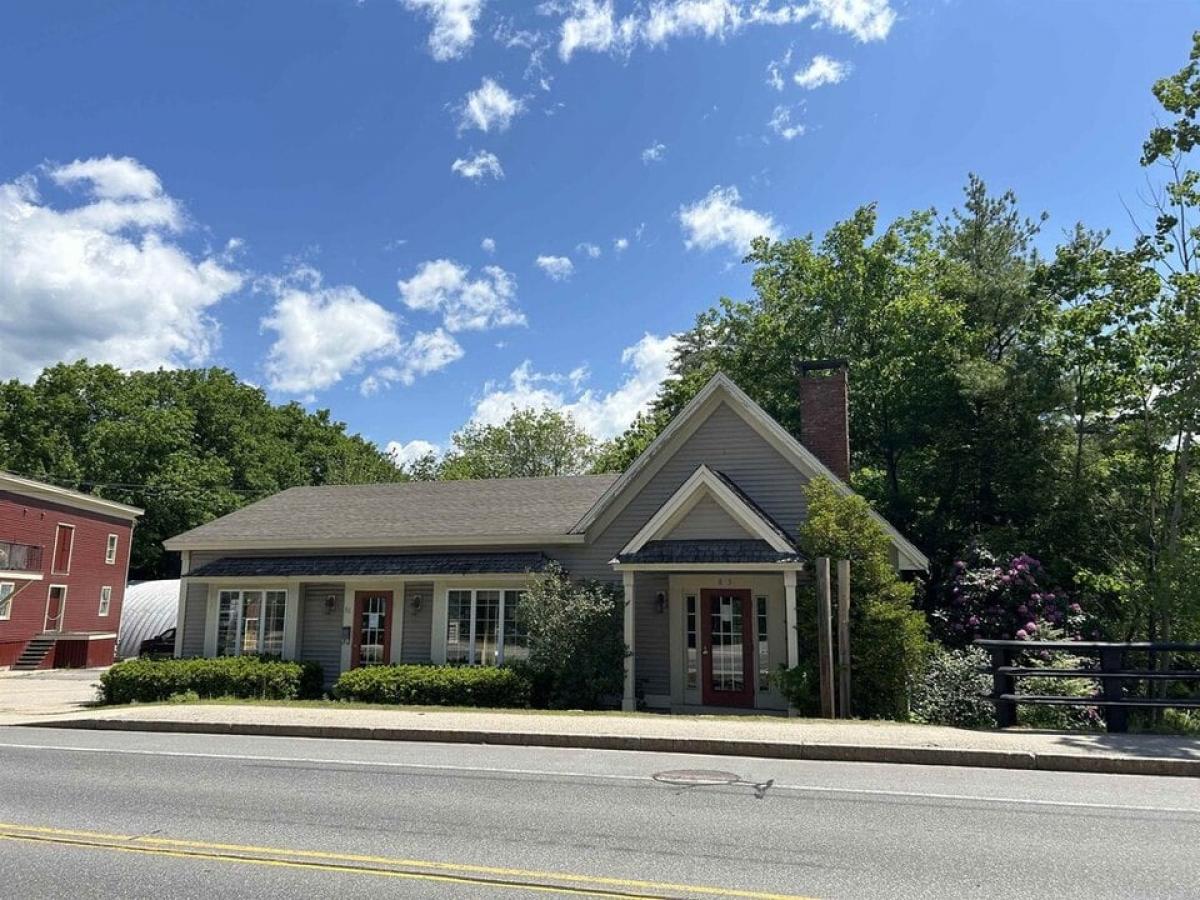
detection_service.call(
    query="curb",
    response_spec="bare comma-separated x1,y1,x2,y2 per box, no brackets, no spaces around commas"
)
31,717,1200,778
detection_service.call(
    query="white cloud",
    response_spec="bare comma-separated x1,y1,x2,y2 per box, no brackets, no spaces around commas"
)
398,259,525,331
809,0,895,42
576,242,602,258
767,104,805,140
554,0,894,61
361,328,466,394
794,53,850,88
481,236,497,253
401,0,484,61
678,184,779,253
451,149,504,180
765,44,791,91
261,269,465,396
458,77,525,133
261,276,402,395
535,255,574,280
0,156,244,382
641,141,667,164
471,333,679,439
386,438,441,467
613,237,629,252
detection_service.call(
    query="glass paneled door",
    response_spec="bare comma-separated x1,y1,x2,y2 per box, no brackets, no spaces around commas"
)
352,591,393,667
700,588,754,707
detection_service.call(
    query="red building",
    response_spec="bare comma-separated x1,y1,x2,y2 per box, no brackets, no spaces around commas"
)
0,472,143,669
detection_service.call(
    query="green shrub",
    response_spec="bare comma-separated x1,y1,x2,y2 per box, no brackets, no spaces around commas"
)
1014,653,1103,731
516,563,626,709
332,664,531,708
790,478,935,720
100,656,320,705
910,645,997,729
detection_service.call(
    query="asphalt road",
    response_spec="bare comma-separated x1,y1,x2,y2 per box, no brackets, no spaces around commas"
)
0,726,1197,899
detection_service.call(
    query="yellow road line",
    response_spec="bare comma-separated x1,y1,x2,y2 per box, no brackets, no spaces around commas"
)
0,822,817,900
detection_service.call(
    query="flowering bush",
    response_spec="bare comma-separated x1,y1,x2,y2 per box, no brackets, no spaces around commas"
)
934,546,1087,646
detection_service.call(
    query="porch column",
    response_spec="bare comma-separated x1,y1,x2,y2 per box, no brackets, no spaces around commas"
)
622,571,636,711
783,569,799,668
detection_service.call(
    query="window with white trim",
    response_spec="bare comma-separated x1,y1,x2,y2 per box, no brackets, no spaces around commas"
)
445,588,527,666
0,582,13,620
105,534,119,565
216,589,287,657
756,595,769,691
99,586,113,617
685,594,698,689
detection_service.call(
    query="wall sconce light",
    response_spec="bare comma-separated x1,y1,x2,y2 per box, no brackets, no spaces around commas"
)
411,594,424,613
324,595,338,615
655,591,667,614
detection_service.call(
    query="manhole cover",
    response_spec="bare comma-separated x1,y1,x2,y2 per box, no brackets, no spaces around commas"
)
651,769,741,787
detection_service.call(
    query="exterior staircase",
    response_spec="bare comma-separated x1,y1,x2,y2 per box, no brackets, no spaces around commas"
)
13,636,57,671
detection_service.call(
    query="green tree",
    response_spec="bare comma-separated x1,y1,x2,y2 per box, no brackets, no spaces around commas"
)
788,478,932,720
436,408,597,480
0,362,403,577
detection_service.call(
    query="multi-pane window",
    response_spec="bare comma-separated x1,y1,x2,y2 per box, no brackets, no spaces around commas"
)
105,534,119,565
756,595,769,691
99,586,113,617
216,589,287,657
685,595,697,689
445,588,526,666
0,582,13,620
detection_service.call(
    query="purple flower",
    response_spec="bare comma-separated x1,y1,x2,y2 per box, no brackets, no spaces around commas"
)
1025,621,1038,633
1016,629,1029,640
955,560,966,571
1031,593,1042,602
1069,603,1082,614
1045,593,1056,602
968,615,980,627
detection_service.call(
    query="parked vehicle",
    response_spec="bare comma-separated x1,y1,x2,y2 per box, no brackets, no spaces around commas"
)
138,628,176,658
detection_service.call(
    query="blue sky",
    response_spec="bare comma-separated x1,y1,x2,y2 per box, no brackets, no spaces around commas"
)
0,1,1194,463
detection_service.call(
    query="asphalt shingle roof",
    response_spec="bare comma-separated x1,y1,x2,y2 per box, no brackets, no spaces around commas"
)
167,475,619,548
188,552,553,578
615,539,804,565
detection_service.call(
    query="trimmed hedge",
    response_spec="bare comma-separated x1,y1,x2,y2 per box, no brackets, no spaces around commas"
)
99,656,323,705
333,664,531,708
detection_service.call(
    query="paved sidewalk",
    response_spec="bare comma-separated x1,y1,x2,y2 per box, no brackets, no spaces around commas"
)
13,701,1200,777
0,668,104,721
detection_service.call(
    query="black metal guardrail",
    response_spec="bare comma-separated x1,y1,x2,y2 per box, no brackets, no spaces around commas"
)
975,639,1200,733
0,540,43,573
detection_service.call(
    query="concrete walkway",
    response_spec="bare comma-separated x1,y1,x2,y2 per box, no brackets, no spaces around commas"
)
12,700,1200,777
0,668,104,721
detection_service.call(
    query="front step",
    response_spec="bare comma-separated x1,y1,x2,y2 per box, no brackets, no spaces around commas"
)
13,637,57,671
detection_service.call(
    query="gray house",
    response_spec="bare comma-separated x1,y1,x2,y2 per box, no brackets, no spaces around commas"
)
166,370,926,712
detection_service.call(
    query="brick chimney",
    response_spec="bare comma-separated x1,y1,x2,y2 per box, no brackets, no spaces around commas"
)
798,360,850,482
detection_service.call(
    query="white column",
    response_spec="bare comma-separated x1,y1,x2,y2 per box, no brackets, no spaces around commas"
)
430,582,448,664
622,571,636,711
203,584,219,657
174,551,189,658
784,569,799,718
339,588,353,673
783,569,799,668
282,578,302,660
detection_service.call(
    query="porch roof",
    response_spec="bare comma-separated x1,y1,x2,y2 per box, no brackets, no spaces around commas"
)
613,539,804,566
187,552,552,579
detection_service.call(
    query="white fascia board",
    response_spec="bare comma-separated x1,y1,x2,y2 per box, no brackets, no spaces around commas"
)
619,465,793,555
0,472,144,520
610,562,804,573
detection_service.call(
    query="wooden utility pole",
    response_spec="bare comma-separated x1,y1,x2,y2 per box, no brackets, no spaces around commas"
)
836,559,851,718
815,557,836,718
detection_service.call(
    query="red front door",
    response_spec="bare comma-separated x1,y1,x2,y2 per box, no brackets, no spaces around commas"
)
700,588,755,707
351,590,393,668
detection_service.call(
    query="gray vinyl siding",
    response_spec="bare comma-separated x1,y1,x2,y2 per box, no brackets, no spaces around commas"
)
180,581,208,657
664,494,752,541
301,583,344,685
634,572,670,697
401,582,434,663
554,399,807,581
